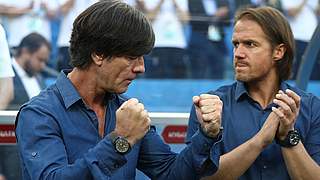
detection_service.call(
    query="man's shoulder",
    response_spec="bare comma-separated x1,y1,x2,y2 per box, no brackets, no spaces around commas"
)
207,82,237,99
287,84,320,116
15,84,63,128
288,84,320,103
20,84,62,112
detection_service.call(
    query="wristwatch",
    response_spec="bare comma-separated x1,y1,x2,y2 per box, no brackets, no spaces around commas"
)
110,132,131,155
276,130,301,148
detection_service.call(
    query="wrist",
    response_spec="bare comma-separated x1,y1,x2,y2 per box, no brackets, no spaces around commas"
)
276,129,301,148
112,130,136,147
199,125,223,140
277,127,295,141
109,131,132,155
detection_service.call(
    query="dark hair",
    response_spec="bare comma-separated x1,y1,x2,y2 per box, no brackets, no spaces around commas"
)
234,6,295,81
69,0,155,69
16,32,51,56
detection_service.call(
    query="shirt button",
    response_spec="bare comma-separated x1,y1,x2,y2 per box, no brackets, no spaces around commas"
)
31,152,37,157
113,163,119,169
204,143,210,152
263,165,267,169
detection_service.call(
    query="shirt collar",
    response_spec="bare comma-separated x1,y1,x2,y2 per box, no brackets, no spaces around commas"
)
56,70,82,109
56,70,117,109
235,81,248,101
235,81,290,101
12,57,27,78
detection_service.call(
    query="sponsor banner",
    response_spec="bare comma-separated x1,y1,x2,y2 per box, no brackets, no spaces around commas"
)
0,125,16,144
161,125,187,144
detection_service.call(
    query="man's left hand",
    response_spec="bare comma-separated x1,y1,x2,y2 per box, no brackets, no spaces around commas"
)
193,94,223,138
272,89,301,140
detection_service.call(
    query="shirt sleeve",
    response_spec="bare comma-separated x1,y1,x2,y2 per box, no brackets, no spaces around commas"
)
0,25,14,78
304,96,320,165
15,105,127,180
185,104,200,144
138,124,222,179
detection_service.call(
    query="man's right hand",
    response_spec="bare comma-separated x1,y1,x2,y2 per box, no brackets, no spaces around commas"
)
114,98,151,146
255,111,280,149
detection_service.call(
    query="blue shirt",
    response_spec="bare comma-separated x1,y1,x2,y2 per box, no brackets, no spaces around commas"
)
186,81,320,180
15,70,222,180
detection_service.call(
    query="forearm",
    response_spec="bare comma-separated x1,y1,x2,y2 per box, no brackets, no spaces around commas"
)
20,135,126,179
202,135,265,180
17,112,126,180
0,78,13,109
282,142,320,180
140,129,221,179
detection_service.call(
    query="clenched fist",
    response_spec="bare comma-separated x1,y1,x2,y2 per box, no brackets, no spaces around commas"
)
193,94,223,138
114,98,151,146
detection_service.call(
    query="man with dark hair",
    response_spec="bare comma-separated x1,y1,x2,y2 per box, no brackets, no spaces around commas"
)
15,1,223,179
7,32,50,110
186,6,320,180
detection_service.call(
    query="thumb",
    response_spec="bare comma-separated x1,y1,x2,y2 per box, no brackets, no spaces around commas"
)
193,96,203,123
193,96,200,107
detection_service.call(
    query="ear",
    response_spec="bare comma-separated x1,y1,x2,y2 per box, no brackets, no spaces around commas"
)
91,52,104,66
272,44,286,61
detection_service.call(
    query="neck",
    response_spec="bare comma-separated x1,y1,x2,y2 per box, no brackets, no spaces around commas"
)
246,74,280,109
68,68,106,108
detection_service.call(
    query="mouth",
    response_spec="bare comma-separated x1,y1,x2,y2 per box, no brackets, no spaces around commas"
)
125,78,135,84
235,61,249,68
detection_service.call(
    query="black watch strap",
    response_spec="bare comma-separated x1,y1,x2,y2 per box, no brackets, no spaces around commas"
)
276,129,301,148
109,132,131,155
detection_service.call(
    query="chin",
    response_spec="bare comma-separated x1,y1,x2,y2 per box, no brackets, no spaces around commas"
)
235,73,250,82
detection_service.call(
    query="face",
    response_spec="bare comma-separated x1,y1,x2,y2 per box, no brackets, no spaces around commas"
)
98,56,145,94
25,45,50,76
232,18,277,83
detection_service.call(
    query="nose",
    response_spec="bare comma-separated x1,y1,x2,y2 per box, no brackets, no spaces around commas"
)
234,45,246,59
132,56,145,73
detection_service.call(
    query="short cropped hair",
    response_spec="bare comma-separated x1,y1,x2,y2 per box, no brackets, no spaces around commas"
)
234,6,295,81
69,0,155,69
16,33,51,57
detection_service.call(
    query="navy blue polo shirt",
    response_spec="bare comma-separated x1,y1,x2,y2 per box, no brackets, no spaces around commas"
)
186,81,320,180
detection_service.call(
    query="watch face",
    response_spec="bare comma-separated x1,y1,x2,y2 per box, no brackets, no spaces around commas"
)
289,132,300,145
115,137,130,154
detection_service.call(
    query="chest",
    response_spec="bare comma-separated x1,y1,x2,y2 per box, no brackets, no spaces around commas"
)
221,100,311,152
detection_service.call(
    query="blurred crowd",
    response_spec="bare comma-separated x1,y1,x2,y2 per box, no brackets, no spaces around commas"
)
0,0,319,106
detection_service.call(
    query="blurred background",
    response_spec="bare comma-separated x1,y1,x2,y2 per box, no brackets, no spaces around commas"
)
0,0,319,179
